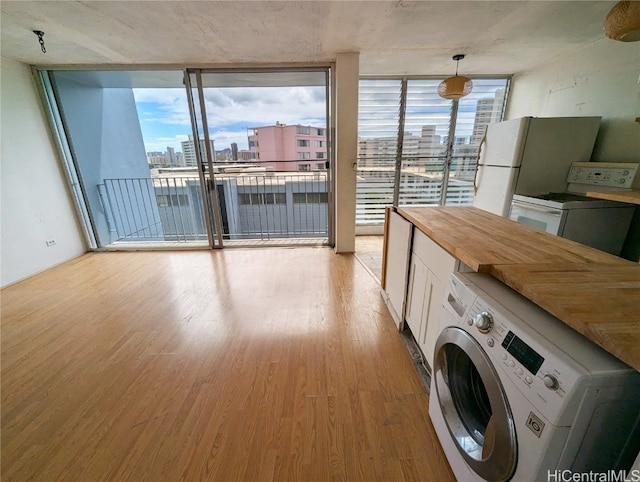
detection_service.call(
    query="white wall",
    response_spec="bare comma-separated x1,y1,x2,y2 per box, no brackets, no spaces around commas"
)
334,52,359,253
506,38,640,162
1,57,86,287
506,38,640,261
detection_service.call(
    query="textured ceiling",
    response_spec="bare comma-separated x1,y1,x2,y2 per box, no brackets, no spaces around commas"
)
0,1,620,75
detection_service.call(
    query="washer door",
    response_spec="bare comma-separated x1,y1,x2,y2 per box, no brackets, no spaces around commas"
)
433,327,517,482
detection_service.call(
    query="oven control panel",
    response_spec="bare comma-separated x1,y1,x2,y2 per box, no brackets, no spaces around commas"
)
567,162,640,189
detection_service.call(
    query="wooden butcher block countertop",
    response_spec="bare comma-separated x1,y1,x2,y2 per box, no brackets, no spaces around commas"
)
585,189,640,205
397,206,640,371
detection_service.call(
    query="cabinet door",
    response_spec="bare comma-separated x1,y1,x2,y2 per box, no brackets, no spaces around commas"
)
412,230,458,281
383,211,413,330
405,255,428,333
412,230,458,371
417,273,446,370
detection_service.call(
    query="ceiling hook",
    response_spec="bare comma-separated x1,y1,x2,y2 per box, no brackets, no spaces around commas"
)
33,30,46,54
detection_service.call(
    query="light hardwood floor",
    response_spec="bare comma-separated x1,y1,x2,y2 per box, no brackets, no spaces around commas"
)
1,248,454,481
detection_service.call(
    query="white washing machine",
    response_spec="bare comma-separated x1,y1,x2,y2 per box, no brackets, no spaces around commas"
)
429,272,640,482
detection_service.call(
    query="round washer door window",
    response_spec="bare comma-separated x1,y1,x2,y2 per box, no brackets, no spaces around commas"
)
433,327,517,482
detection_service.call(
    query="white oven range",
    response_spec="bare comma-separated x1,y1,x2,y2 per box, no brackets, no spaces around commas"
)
509,192,634,255
509,162,639,256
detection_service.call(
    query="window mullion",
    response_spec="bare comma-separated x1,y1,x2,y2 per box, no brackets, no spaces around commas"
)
440,98,460,206
392,78,408,207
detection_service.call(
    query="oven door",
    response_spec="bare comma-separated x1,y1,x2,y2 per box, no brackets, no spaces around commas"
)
433,327,517,482
509,200,567,235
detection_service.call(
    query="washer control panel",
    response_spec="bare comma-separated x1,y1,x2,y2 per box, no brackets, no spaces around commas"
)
459,297,583,425
567,162,640,188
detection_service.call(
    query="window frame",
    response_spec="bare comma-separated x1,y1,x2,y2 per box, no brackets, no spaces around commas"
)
356,75,511,226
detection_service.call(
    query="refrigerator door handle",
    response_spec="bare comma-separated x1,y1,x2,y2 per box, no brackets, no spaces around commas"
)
474,130,488,193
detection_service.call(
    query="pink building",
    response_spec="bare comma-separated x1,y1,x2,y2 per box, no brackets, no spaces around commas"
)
249,123,327,172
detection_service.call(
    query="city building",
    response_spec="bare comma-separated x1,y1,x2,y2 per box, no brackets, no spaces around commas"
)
250,122,327,172
146,151,169,168
472,88,506,143
142,169,329,241
166,146,178,167
181,135,215,167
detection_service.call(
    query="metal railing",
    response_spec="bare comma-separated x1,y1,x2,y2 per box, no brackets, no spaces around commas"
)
100,172,329,244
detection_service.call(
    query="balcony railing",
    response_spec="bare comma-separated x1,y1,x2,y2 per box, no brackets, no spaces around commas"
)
99,172,329,244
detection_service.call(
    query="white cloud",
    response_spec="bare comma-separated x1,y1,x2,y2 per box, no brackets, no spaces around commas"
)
133,86,327,141
142,134,190,153
133,88,192,127
134,83,329,156
142,130,252,153
202,86,326,129
209,129,252,151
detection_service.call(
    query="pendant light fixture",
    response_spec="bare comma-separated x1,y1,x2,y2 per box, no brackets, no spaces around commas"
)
438,54,473,100
604,1,640,42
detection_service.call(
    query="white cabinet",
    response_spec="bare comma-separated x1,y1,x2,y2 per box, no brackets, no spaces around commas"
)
405,256,428,331
405,230,459,370
382,210,413,330
381,210,463,368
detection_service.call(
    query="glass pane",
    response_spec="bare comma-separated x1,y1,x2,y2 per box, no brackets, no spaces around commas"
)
51,70,207,247
197,70,329,242
445,344,492,446
400,80,453,207
357,76,509,216
447,79,508,206
357,79,401,225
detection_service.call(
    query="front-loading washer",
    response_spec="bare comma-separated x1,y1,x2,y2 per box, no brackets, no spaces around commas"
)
429,272,640,481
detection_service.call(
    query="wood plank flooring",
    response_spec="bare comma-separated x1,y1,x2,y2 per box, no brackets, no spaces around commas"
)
1,248,454,481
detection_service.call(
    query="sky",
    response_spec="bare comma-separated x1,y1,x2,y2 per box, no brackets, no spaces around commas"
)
133,86,327,154
132,80,506,154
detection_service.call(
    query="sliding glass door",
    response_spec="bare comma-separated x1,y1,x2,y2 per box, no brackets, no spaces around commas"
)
39,67,331,249
186,68,331,246
43,70,212,248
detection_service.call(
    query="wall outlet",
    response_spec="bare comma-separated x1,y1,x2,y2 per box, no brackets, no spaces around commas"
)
45,239,56,247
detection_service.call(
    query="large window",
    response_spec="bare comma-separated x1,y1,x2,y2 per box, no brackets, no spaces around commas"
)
357,77,509,226
238,193,286,205
293,192,328,204
41,67,331,248
296,126,310,135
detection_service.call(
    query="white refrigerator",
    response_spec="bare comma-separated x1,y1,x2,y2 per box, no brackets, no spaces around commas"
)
472,116,601,216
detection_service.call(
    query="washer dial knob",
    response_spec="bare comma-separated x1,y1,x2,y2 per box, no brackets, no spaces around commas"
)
474,312,493,333
543,374,559,390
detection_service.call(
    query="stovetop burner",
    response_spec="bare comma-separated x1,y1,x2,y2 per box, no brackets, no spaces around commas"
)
534,192,595,202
